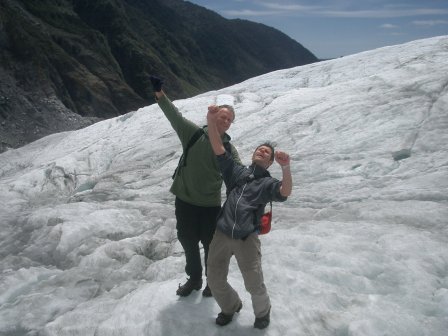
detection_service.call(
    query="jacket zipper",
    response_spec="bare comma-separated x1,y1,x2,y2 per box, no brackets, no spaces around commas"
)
231,166,255,239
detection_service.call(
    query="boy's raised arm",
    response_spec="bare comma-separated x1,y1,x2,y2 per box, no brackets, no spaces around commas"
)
207,107,226,156
275,151,292,197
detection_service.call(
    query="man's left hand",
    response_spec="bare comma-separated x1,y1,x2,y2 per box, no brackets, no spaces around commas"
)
275,151,290,166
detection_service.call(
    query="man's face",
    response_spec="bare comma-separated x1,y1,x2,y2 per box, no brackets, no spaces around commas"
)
216,108,234,134
252,145,273,169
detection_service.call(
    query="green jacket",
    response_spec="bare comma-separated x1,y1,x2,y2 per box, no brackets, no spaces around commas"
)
157,95,241,207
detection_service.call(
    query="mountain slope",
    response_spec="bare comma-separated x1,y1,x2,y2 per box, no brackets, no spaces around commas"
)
0,0,317,152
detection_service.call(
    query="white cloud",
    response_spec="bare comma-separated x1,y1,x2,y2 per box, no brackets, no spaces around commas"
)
223,1,448,19
260,2,320,12
380,23,398,29
222,1,321,17
413,20,448,26
223,9,282,16
320,8,448,19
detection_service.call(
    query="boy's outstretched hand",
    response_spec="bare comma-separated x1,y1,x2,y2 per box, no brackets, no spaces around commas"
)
207,105,225,155
276,150,292,197
207,105,219,123
275,151,290,167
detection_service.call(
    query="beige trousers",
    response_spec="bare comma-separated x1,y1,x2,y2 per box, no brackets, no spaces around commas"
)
207,229,271,318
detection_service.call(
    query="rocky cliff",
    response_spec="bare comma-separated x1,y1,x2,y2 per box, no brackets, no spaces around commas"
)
0,0,318,152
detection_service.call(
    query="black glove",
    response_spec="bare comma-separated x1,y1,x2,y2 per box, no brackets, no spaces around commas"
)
149,75,163,92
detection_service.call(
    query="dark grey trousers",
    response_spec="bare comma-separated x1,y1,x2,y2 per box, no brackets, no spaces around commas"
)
175,197,221,280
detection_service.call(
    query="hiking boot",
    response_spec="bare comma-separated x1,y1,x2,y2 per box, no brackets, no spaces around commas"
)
202,284,212,297
254,307,270,329
176,278,202,297
215,301,242,326
215,312,233,326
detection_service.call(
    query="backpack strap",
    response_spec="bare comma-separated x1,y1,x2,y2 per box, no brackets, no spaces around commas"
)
223,141,232,155
172,126,205,179
182,127,205,166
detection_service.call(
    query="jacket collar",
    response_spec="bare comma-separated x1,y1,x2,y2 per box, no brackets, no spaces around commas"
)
248,163,271,178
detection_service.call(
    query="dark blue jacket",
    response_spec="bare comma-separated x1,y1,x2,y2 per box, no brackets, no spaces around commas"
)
216,151,287,239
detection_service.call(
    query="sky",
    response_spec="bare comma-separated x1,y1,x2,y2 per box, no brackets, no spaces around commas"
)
185,0,448,59
1,36,448,335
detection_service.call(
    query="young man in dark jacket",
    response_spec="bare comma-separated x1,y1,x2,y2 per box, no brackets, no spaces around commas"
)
149,76,241,297
206,105,292,329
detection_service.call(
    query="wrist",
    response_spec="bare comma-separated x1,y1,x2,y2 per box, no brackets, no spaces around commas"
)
281,164,290,169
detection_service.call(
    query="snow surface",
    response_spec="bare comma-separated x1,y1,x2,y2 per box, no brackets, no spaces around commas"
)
1,36,447,336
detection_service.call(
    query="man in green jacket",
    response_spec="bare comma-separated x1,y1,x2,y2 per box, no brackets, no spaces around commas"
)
149,76,241,297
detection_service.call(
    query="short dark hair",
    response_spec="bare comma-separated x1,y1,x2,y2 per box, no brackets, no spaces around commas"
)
218,104,235,122
256,141,276,161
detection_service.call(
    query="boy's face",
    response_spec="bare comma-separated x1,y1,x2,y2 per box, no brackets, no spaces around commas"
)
252,145,274,169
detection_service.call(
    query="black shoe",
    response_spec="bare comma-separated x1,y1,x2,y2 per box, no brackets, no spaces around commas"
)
215,301,242,326
215,312,233,326
254,308,270,329
202,284,212,297
176,278,202,297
